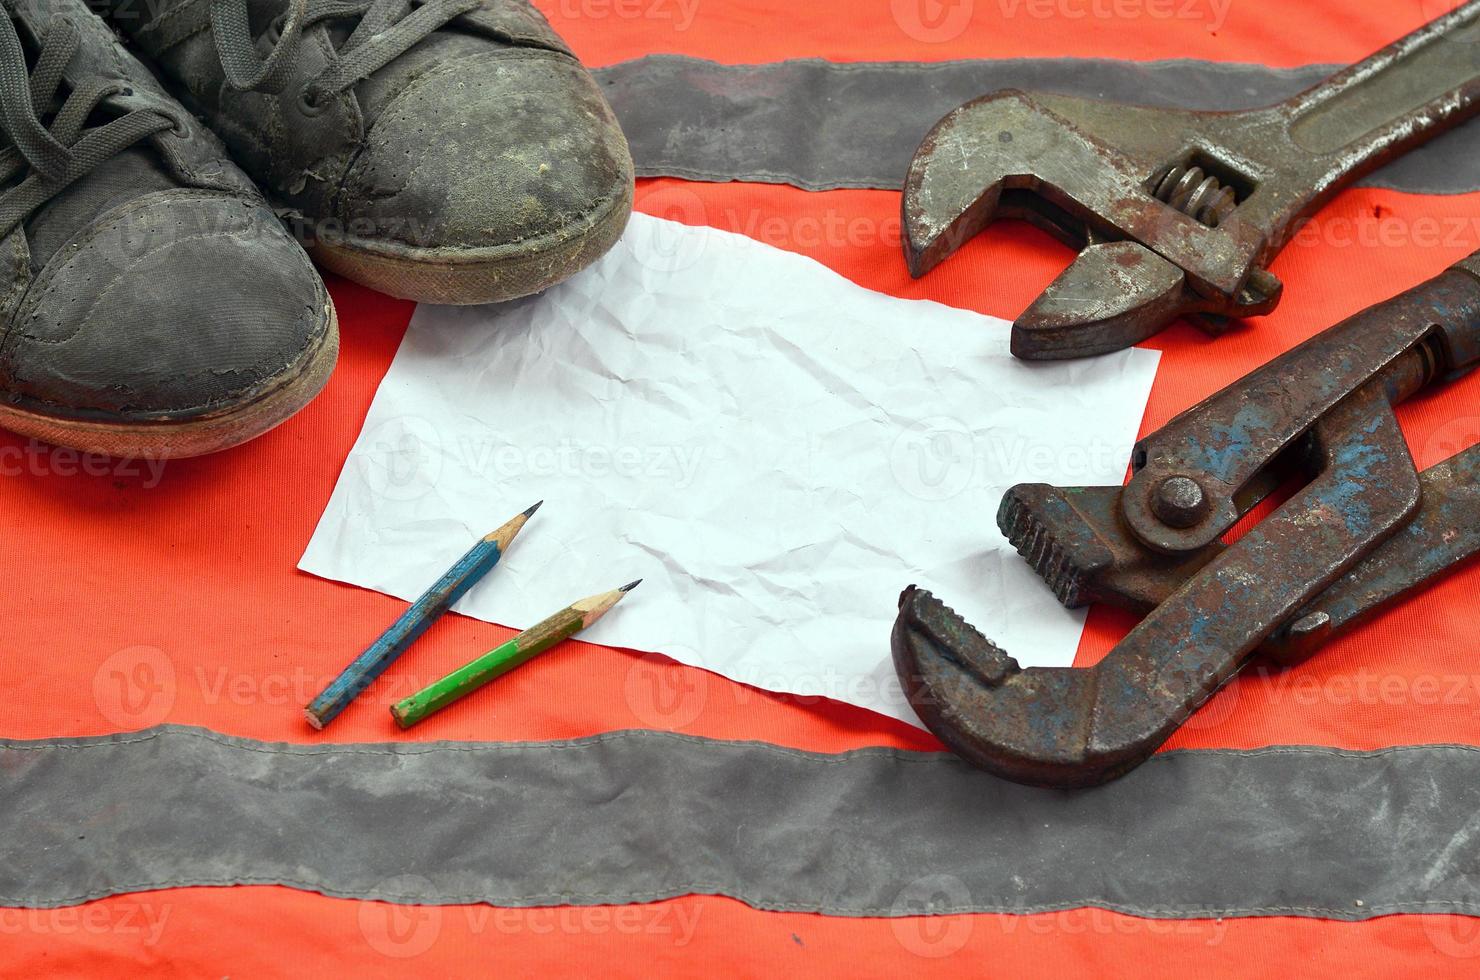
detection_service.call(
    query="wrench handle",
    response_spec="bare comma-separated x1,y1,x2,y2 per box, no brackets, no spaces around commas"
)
1263,442,1480,664
1282,1,1480,163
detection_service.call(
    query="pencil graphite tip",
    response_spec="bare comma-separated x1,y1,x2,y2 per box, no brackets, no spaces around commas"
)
619,579,642,593
486,501,542,547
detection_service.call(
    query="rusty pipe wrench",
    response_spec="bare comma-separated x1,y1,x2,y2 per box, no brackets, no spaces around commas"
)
891,252,1480,788
902,1,1480,359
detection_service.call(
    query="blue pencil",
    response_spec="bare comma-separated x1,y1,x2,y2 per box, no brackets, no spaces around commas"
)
305,501,541,729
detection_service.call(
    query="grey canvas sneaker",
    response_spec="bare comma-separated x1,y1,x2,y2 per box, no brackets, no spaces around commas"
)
103,0,634,304
0,0,336,458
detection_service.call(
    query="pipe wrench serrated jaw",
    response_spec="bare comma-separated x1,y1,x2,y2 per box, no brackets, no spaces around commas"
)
893,254,1480,787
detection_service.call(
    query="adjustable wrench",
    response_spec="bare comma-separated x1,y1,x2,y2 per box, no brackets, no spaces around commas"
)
891,251,1480,787
902,2,1480,359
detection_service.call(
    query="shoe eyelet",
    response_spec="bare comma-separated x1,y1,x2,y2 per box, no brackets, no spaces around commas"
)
296,85,328,117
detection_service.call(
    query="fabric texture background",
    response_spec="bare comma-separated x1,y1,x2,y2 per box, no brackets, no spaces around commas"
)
6,726,1480,920
597,55,1480,193
4,0,1480,975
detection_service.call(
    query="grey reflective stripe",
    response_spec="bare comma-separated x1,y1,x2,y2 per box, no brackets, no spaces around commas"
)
595,55,1479,194
2,726,1478,918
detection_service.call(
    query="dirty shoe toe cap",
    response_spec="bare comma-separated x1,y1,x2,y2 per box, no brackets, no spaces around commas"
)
334,50,634,258
2,191,332,422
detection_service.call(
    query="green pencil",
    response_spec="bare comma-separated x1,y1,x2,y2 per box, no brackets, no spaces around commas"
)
391,580,641,728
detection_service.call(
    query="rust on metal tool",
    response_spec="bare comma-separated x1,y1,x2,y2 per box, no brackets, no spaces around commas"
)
901,0,1480,359
892,253,1480,788
1265,445,1480,664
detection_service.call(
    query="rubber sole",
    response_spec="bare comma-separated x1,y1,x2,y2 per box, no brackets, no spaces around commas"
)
0,298,339,460
309,181,634,305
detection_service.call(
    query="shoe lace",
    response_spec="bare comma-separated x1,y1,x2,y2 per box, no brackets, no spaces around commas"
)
209,0,482,105
0,15,176,237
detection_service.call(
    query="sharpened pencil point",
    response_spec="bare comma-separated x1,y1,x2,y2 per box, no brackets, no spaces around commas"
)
620,579,642,592
486,502,542,547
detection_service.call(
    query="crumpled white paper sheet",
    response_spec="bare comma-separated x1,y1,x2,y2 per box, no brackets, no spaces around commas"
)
301,214,1159,726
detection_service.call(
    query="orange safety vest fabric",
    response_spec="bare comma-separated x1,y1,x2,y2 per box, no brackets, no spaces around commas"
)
5,1,1479,975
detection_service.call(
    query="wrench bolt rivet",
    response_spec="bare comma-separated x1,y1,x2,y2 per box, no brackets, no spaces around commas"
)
1153,476,1208,528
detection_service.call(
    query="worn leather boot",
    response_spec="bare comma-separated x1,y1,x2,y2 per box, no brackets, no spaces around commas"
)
0,0,336,459
104,0,634,305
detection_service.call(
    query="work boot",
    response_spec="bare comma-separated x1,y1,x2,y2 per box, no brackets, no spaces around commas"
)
103,0,634,305
0,0,336,459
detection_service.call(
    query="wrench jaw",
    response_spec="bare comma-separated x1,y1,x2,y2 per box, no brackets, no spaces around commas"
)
906,0,1480,361
903,91,1022,278
892,587,1160,788
893,587,1098,787
997,484,1223,613
903,90,1285,358
1013,242,1191,360
902,91,1082,278
895,484,1225,785
1013,242,1287,359
895,254,1480,787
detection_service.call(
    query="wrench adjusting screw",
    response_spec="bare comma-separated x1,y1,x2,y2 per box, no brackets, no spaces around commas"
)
1149,163,1238,227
